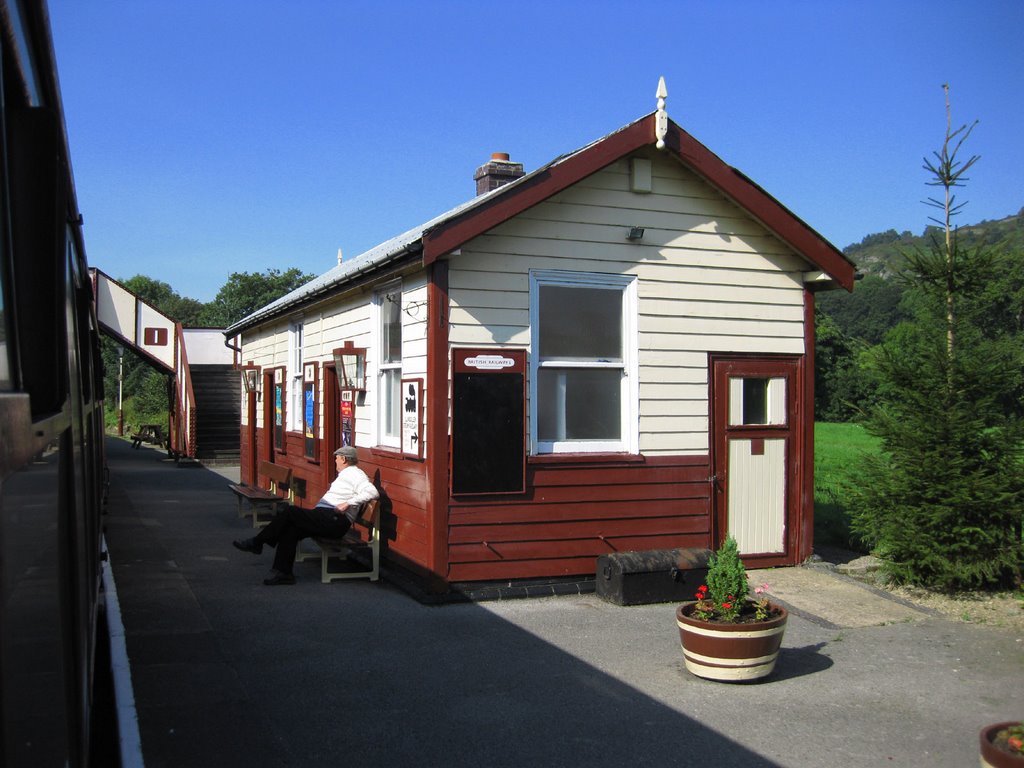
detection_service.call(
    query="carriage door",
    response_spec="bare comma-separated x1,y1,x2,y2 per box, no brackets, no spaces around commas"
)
711,357,799,559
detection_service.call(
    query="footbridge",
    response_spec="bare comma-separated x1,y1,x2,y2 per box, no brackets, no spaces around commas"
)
90,268,240,461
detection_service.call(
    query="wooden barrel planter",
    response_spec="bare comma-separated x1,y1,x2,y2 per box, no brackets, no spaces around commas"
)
676,601,788,682
980,722,1024,767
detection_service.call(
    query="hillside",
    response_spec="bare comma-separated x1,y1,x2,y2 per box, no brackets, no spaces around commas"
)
842,206,1024,277
817,205,1024,353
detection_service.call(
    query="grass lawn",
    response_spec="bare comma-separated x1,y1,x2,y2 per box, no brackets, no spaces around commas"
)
814,421,881,550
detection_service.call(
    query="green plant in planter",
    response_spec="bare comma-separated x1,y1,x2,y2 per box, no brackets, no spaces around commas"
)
992,722,1024,757
692,535,773,623
676,535,787,681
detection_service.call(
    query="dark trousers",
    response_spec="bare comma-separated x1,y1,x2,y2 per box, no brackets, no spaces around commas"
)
254,504,352,575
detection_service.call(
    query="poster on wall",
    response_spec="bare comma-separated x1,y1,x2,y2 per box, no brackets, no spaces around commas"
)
303,362,318,458
304,386,315,437
272,380,284,450
340,391,354,447
401,378,423,458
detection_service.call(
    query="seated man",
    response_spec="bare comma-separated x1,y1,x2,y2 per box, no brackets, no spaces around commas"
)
233,446,380,585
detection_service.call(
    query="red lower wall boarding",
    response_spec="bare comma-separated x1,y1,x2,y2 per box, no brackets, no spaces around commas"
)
446,455,713,582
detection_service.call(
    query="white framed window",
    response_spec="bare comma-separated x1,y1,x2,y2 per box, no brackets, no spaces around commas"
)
529,270,638,454
287,319,303,431
376,281,402,448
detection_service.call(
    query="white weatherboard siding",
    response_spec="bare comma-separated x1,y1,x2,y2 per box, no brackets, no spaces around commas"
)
240,324,284,429
240,269,429,453
448,148,809,456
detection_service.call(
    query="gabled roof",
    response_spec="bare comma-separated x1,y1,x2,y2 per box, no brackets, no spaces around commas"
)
226,112,853,336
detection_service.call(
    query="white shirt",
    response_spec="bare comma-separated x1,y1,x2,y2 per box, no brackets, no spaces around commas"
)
319,464,379,513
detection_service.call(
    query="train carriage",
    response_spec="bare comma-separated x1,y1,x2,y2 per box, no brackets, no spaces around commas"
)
0,1,112,765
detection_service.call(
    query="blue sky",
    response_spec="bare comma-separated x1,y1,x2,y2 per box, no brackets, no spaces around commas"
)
50,0,1024,303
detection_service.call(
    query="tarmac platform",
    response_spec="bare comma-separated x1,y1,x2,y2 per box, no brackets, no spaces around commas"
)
101,437,1021,767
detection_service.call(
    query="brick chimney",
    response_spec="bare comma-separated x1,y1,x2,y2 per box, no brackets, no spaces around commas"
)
473,152,525,196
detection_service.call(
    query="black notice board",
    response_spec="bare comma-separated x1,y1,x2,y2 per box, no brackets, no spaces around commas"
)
451,348,526,495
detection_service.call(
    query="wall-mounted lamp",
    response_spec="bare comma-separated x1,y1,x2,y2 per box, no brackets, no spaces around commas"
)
333,342,367,391
626,226,645,241
240,366,259,394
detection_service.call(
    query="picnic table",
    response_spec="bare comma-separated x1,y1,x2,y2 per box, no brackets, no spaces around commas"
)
131,424,165,449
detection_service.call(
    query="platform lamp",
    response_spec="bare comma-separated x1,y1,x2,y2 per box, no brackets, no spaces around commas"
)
333,342,366,391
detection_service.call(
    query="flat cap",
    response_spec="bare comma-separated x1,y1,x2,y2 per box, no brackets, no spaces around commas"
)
334,446,358,459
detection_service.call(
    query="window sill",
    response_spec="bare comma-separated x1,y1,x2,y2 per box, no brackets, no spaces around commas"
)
528,452,645,466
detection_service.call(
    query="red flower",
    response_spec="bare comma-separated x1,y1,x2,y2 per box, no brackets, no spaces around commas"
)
722,602,732,609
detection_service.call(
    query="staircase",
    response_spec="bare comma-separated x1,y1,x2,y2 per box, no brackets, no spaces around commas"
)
191,364,240,463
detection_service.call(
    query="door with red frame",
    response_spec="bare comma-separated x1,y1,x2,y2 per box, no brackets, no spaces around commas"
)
711,356,801,565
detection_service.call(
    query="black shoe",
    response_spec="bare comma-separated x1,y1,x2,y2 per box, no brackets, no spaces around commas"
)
233,537,263,555
263,570,296,586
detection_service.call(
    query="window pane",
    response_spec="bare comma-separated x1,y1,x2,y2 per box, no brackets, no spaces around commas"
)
538,368,621,441
742,378,768,425
382,368,401,438
0,272,10,388
382,293,402,364
539,285,621,360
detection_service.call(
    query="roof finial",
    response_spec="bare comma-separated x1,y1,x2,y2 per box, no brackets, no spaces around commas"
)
655,76,668,149
337,248,344,265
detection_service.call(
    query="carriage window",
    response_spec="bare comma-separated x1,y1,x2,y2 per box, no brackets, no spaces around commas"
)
0,273,9,389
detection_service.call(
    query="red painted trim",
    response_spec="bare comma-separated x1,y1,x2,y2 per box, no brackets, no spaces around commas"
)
800,290,817,562
261,371,274,463
245,390,257,484
369,446,405,459
426,261,450,579
421,115,854,290
323,364,339,491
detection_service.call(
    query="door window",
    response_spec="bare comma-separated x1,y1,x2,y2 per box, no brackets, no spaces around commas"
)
729,377,786,426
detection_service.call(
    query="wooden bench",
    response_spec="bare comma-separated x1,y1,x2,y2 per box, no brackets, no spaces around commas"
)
228,460,293,528
298,498,381,583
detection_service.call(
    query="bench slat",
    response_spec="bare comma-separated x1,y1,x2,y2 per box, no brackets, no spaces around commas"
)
230,461,294,528
303,499,380,583
229,484,280,502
